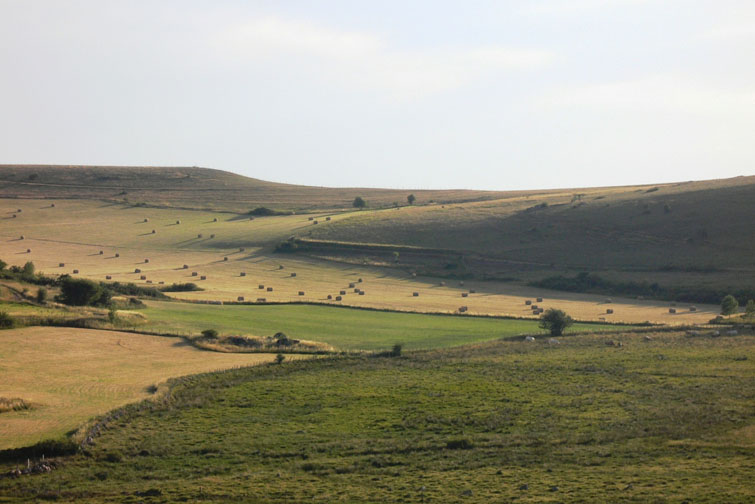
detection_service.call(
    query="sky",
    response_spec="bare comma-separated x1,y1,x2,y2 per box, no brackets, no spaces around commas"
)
1,0,753,190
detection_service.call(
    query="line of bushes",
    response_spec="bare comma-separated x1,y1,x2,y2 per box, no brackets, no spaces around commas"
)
531,272,755,305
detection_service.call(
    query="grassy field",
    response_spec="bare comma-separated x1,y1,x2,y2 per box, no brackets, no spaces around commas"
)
0,327,302,450
137,300,628,351
0,198,720,325
1,330,752,502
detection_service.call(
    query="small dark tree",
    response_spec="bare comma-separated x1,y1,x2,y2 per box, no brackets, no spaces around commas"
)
745,299,755,318
57,277,108,306
275,353,285,365
390,343,403,357
0,259,7,271
201,329,219,339
353,197,366,209
407,194,416,205
721,295,738,315
539,308,573,336
22,261,35,277
36,287,47,303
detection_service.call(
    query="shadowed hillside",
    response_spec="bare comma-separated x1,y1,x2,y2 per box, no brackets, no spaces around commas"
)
0,165,508,212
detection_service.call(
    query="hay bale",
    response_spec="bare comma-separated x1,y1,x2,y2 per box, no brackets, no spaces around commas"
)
200,275,207,280
73,269,79,274
606,308,614,314
531,305,538,310
308,217,314,221
335,296,342,301
17,209,21,213
469,289,476,294
19,235,24,240
358,291,365,296
11,214,16,218
144,258,149,263
267,287,273,292
605,298,612,303
291,272,296,277
210,234,215,238
340,290,346,295
213,217,218,222
192,272,198,276
143,218,149,222
237,296,245,301
536,297,543,302
151,229,156,234
461,293,468,297
279,265,284,269
669,308,676,314
158,281,164,285
358,278,363,283
115,253,120,258
240,272,246,277
59,262,65,267
326,217,331,221
525,300,532,305
413,292,419,297
349,282,355,288
524,336,535,342
146,280,153,284
140,275,146,280
327,294,332,300
354,288,360,293
26,248,31,253
197,234,203,238
134,268,141,273
239,248,245,252
689,306,697,312
223,257,228,261
249,217,254,221
298,291,305,296
99,250,104,255
51,203,55,207
259,284,264,289
183,264,189,269
257,297,266,302
313,220,318,224
105,275,112,280
176,220,180,224
459,306,468,313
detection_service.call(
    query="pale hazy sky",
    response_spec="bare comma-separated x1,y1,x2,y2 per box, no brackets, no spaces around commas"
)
1,1,753,190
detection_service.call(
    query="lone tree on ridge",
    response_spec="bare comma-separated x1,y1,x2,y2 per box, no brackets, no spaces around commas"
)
539,308,574,336
353,196,366,209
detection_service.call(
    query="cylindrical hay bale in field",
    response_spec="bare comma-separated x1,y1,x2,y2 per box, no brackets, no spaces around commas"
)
105,275,112,280
240,272,246,277
200,275,207,280
223,257,228,261
237,296,245,301
536,297,543,302
26,248,31,253
279,265,284,269
669,308,676,314
358,278,363,283
144,258,149,263
532,305,538,310
176,220,180,224
151,229,156,234
349,282,355,288
192,272,198,276
239,248,245,252
259,284,264,289
525,300,532,305
11,214,16,218
327,294,332,300
213,217,218,222
267,287,273,292
134,268,141,273
115,253,120,257
354,288,360,293
469,289,476,294
340,290,346,295
606,308,614,314
358,291,365,296
183,264,189,269
99,250,104,255
249,217,254,221
461,293,468,297
326,217,331,221
210,234,215,238
313,220,318,224
17,209,21,213
59,262,65,267
413,292,419,297
146,280,153,284
144,218,148,222
19,235,24,240
158,281,164,285
197,234,203,238
140,275,146,280
291,272,296,277
308,217,314,221
73,269,79,274
335,296,342,301
690,306,697,312
257,298,266,302
459,306,468,313
298,291,305,296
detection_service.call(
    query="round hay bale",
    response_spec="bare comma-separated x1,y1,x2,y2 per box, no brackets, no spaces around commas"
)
223,257,228,261
458,306,468,313
326,216,331,221
349,282,355,288
144,258,149,263
313,220,318,224
51,203,55,207
291,272,296,277
183,264,189,269
240,272,246,276
115,253,120,258
191,272,198,276
143,218,148,222
279,265,284,269
298,291,305,296
99,250,104,255
536,297,543,302
257,297,266,302
105,275,112,280
26,248,31,253
239,248,245,252
249,217,254,221
327,294,332,300
17,209,21,213
339,290,346,295
354,288,360,293
358,291,365,296
151,229,156,234
308,217,314,221
19,235,24,240
11,214,16,218
176,220,180,224
210,234,215,239
461,293,468,297
134,268,141,273
689,306,697,312
59,262,65,267
237,296,245,301
158,281,164,285
335,296,342,301
259,284,264,289
525,300,532,305
413,292,419,297
73,269,79,274
140,275,146,280
266,287,273,292
146,280,153,284
200,275,207,280
669,308,676,314
213,217,218,222
606,308,614,314
197,234,203,238
469,289,476,294
358,278,363,283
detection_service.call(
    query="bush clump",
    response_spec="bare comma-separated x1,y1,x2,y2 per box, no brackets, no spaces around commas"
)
721,295,739,315
159,282,203,292
539,308,574,336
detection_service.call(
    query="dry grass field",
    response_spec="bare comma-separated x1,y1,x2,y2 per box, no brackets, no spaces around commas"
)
0,198,720,324
0,327,293,450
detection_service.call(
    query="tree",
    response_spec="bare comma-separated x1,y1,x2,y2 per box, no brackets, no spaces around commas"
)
0,259,7,271
201,329,219,339
0,311,14,329
721,295,738,315
57,277,110,306
539,308,574,336
407,194,416,205
36,287,47,303
22,261,35,277
275,353,285,365
746,300,755,318
353,197,366,209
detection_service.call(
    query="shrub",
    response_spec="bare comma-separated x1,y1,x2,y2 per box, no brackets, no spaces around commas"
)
36,287,47,303
539,308,574,336
21,261,35,277
746,300,755,318
721,295,738,315
0,259,6,271
159,282,203,292
0,311,15,329
353,197,366,209
57,277,111,307
275,353,285,365
201,329,218,339
407,194,416,205
390,343,402,357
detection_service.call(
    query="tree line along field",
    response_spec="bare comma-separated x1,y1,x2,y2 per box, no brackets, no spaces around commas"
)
0,199,720,325
0,327,299,450
0,331,752,503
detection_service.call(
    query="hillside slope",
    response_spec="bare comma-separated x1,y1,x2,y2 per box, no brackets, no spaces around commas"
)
0,165,507,211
